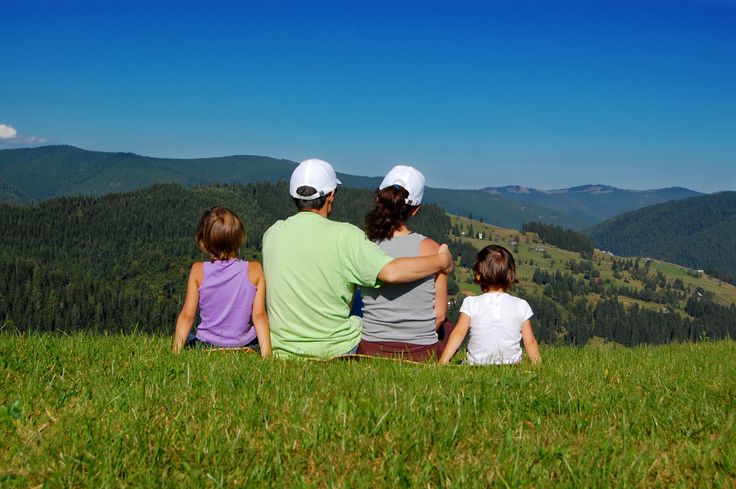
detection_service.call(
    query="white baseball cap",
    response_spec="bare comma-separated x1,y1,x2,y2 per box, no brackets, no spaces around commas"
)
379,165,425,206
289,158,342,200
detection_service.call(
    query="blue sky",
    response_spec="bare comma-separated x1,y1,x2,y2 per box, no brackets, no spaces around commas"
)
1,0,734,192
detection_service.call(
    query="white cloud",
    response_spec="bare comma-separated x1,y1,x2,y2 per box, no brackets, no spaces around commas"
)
0,124,18,140
25,136,47,144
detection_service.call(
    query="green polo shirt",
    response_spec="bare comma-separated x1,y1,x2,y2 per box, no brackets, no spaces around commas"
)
262,212,393,358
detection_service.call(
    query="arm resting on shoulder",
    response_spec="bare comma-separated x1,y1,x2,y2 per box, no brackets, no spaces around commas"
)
438,312,470,364
521,319,541,364
172,263,202,354
378,243,453,284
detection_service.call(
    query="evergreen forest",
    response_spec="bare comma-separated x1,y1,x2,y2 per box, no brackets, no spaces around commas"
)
0,183,448,334
1,183,734,346
588,191,736,285
521,221,595,256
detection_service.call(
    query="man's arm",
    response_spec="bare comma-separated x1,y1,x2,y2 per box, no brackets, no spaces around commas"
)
377,244,453,284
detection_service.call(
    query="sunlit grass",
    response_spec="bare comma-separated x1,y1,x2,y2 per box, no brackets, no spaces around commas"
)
1,334,734,487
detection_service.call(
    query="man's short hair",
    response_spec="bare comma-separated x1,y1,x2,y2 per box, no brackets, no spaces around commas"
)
293,186,330,211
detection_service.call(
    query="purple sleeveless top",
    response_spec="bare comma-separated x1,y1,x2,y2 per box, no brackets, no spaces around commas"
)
196,259,257,347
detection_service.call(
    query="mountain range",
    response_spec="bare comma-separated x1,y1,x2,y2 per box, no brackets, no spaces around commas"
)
483,184,700,225
0,145,703,229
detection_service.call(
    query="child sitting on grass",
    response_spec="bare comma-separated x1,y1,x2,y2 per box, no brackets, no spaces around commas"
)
172,207,271,357
439,245,540,365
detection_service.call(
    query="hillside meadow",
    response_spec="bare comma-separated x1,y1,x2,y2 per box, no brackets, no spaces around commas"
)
1,334,734,487
449,216,736,310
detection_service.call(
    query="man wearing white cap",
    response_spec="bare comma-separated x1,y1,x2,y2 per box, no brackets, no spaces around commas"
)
262,159,453,358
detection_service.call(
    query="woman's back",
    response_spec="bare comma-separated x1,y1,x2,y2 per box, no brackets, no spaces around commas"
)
361,233,437,345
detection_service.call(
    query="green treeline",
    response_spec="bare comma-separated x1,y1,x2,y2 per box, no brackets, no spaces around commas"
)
525,294,735,346
0,183,449,334
1,183,734,346
588,191,736,285
526,269,736,344
521,221,595,256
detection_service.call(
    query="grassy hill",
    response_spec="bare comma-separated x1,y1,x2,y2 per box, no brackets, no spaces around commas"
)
483,184,701,227
449,215,736,313
588,192,736,285
1,335,734,486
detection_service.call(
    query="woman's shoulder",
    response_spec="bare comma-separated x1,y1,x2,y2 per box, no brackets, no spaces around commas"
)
417,235,439,255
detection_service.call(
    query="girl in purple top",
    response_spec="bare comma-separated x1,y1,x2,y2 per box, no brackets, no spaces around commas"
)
172,207,271,357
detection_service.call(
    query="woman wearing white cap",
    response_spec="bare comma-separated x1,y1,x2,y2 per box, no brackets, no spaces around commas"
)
358,165,453,361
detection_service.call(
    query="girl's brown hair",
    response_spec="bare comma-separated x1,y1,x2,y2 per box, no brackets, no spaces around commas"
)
195,207,245,260
365,186,419,241
473,245,516,291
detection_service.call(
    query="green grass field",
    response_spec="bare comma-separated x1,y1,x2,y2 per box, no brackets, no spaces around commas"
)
1,335,734,487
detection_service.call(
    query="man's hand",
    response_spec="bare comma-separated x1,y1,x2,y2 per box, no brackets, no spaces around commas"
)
438,244,453,274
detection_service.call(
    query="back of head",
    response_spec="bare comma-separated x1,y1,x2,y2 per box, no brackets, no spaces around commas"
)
290,158,341,210
379,165,425,206
196,207,246,260
474,245,516,291
365,165,425,241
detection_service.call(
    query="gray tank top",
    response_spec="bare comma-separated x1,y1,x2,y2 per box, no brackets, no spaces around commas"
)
361,233,438,345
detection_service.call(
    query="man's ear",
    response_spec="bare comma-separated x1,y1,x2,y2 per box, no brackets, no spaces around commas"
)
323,191,336,214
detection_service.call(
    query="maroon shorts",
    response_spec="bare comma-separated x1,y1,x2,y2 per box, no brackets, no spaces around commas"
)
357,340,438,361
358,321,456,362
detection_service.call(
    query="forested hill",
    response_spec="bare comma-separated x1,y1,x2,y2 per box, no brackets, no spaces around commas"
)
0,182,449,333
0,145,662,230
588,192,736,284
0,145,299,202
483,185,701,227
1,182,734,344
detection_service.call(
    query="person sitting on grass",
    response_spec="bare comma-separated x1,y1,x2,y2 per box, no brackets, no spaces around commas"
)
439,245,540,365
172,207,271,357
262,158,453,358
358,165,453,361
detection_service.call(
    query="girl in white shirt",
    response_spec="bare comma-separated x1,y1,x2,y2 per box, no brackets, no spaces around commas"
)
439,245,541,365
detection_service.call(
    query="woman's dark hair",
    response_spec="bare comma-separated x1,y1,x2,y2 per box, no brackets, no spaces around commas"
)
196,207,246,260
365,186,419,241
473,245,516,291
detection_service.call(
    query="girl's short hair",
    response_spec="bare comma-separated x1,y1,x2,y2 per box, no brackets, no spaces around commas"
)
196,207,245,260
473,245,516,291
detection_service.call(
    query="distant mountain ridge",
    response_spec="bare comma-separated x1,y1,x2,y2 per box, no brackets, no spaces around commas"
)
588,192,736,284
483,184,701,226
0,145,702,229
